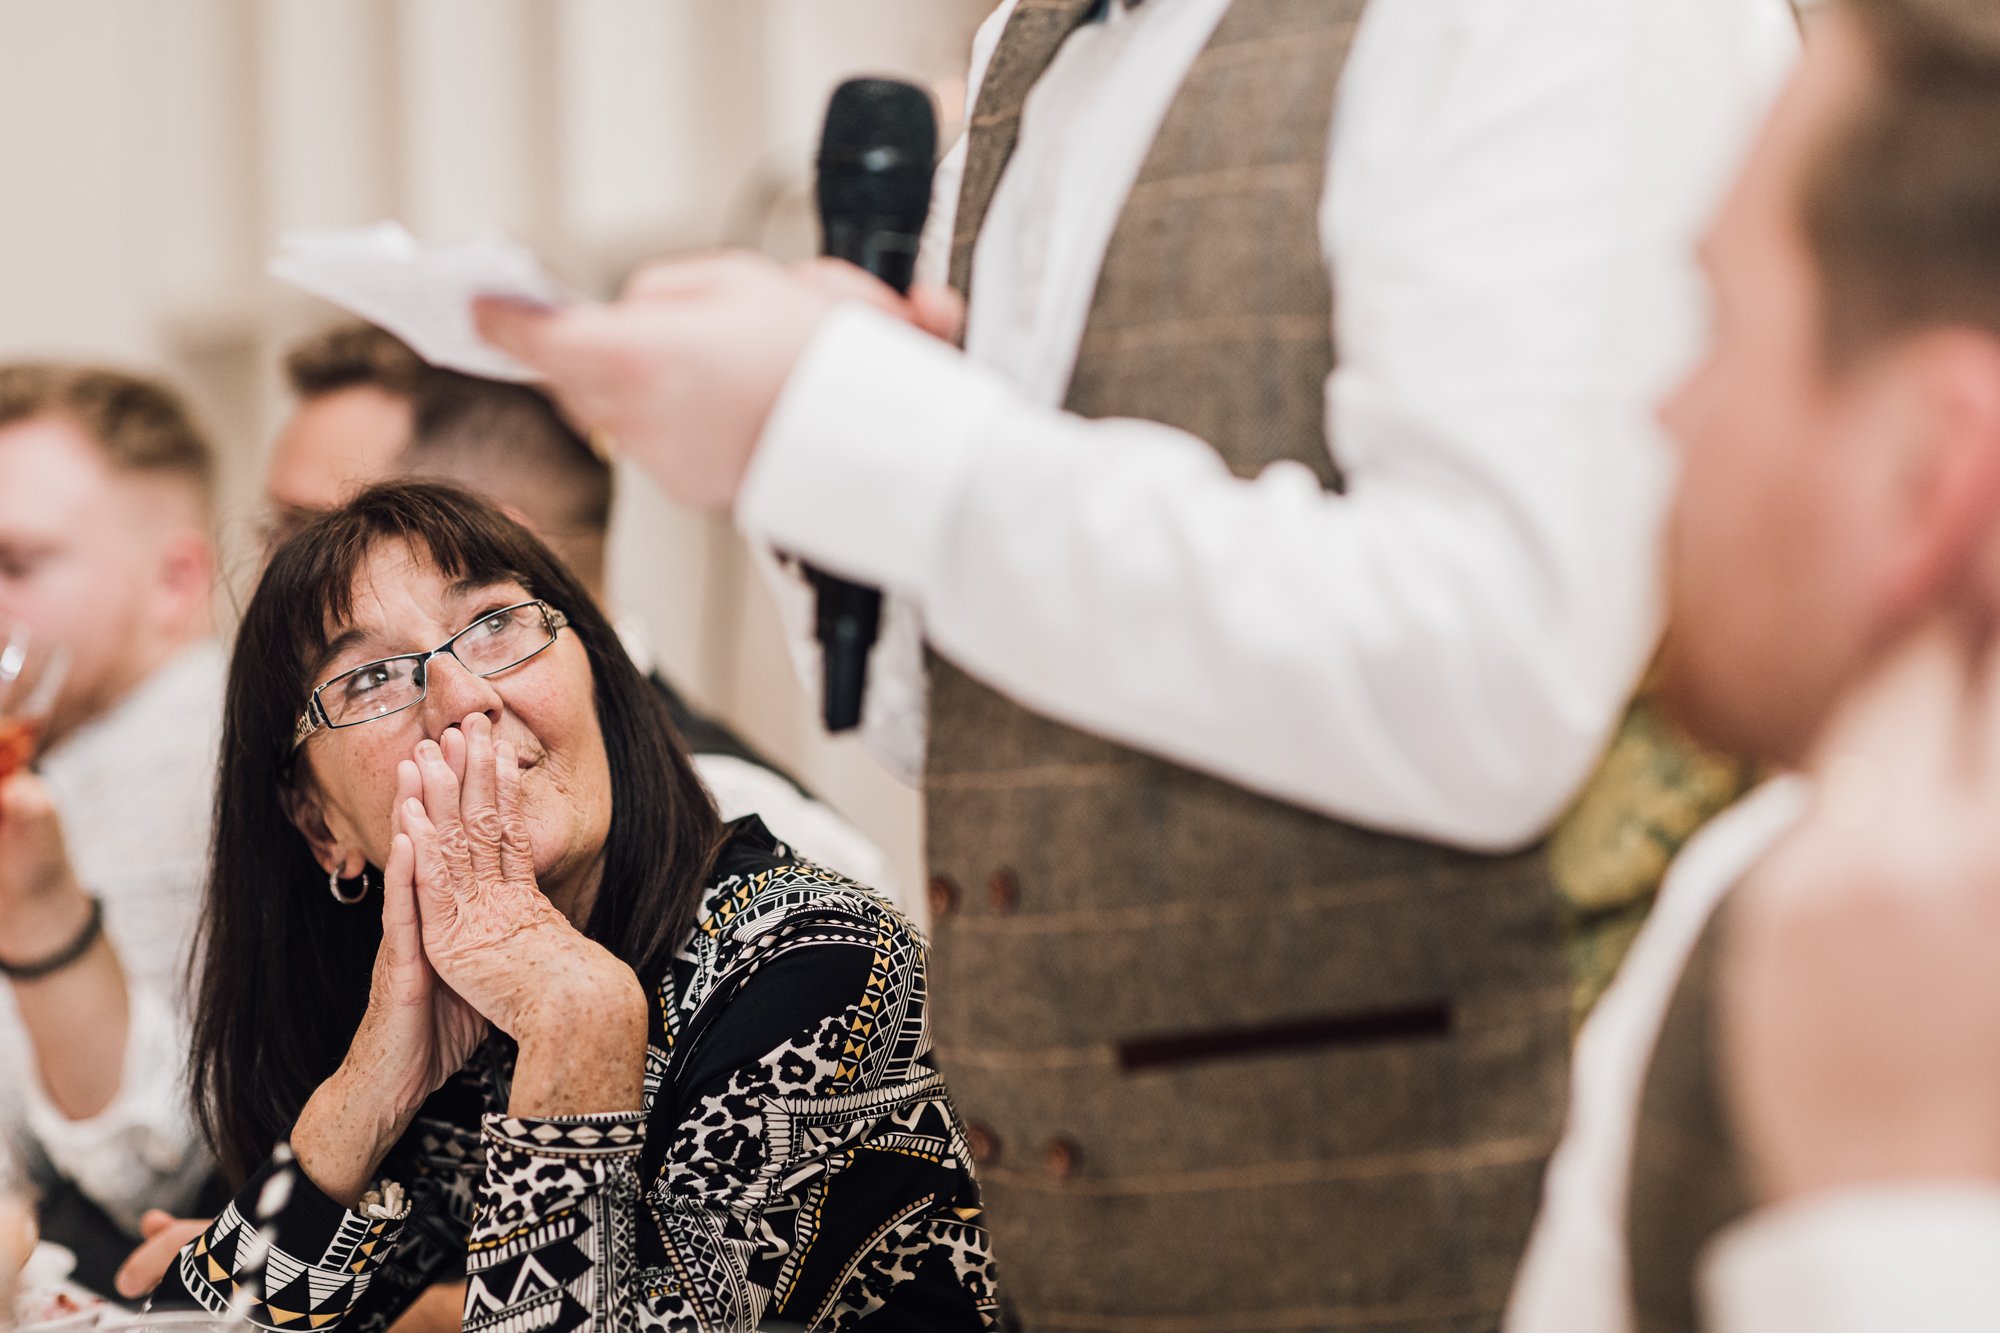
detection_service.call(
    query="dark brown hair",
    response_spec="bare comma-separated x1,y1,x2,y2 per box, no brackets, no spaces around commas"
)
1810,0,2000,357
406,373,614,536
0,363,214,508
282,322,431,401
190,482,722,1185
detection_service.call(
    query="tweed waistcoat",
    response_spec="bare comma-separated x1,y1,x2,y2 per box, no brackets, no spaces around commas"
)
926,3,1573,1328
1625,910,1755,1333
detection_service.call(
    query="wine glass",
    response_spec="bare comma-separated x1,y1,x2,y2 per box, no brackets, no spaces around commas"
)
0,618,67,782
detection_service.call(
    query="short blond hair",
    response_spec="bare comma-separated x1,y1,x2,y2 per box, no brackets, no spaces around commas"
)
0,363,215,509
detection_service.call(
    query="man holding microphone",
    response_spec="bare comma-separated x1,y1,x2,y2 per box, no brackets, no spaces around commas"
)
478,0,1794,1324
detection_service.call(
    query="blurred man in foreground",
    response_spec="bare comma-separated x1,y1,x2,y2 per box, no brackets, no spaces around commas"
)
0,366,221,1290
1507,2,2000,1328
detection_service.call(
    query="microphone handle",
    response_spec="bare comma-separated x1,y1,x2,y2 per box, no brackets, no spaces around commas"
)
805,219,921,732
821,218,921,296
810,568,882,733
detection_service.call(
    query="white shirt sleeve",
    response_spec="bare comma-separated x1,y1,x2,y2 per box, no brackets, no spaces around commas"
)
20,987,210,1231
739,0,1795,849
1701,1188,2000,1333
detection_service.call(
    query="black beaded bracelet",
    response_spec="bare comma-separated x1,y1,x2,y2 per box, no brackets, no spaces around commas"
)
0,895,104,981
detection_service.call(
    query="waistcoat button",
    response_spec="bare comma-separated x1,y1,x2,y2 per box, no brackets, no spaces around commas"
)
928,875,959,917
965,1122,1001,1165
1043,1137,1081,1180
988,868,1020,914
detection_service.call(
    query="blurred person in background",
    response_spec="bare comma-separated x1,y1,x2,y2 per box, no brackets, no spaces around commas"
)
478,0,1797,1324
264,324,428,553
1506,1,2000,1328
271,323,890,892
0,365,221,1291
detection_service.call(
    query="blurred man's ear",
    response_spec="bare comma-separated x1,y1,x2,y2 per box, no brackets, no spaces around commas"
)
155,525,216,633
1874,330,2000,630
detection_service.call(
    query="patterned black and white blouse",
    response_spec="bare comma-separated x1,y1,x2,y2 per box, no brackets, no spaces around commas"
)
152,818,999,1332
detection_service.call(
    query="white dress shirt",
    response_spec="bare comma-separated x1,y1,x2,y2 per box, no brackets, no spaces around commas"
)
1504,776,1809,1333
743,0,1799,849
1702,1188,2000,1332
0,641,222,1229
1508,777,2000,1333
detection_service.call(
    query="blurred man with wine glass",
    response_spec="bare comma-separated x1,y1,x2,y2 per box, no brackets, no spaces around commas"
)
0,365,222,1291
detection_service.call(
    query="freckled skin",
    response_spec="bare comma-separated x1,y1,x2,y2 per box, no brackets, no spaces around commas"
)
294,540,613,918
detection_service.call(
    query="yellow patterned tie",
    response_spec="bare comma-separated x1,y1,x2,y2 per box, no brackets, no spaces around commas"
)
1549,682,1759,1028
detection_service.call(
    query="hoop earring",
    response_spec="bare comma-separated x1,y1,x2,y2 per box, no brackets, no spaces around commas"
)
329,867,371,906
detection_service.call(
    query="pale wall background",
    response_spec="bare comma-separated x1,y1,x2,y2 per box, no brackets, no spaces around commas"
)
0,0,997,917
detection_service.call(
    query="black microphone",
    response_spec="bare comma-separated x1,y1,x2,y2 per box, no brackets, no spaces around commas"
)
807,78,938,732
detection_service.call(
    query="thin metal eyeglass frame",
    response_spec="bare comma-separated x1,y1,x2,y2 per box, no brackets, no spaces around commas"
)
291,600,570,750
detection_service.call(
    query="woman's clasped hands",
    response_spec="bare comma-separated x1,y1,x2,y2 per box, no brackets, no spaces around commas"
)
299,712,647,1207
395,714,583,1043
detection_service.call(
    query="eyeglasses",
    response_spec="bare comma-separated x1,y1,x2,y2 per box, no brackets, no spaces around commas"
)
292,600,569,749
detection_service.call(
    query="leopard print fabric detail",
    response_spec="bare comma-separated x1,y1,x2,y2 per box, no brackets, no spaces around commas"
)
152,820,996,1333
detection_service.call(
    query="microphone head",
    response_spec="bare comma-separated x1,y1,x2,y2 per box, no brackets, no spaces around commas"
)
817,78,938,235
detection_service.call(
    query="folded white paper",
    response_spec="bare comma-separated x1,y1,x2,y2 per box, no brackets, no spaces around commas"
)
269,222,573,382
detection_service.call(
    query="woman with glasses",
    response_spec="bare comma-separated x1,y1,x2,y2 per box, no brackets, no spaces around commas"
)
144,483,997,1332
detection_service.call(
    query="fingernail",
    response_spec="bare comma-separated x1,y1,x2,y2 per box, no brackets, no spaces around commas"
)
406,798,425,819
418,740,440,760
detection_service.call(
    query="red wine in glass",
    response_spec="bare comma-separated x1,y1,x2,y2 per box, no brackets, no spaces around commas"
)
0,619,66,781
0,717,37,782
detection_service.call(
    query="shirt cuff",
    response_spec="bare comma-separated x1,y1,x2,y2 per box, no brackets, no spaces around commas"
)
481,1112,644,1171
161,1152,411,1327
735,300,1015,592
1701,1186,2000,1333
475,1112,644,1237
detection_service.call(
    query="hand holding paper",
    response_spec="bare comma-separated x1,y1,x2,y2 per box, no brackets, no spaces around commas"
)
473,253,959,511
269,222,572,383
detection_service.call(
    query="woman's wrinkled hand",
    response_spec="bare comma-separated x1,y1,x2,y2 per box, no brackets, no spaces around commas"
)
344,756,489,1129
289,753,494,1210
402,713,640,1047
400,713,647,1117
